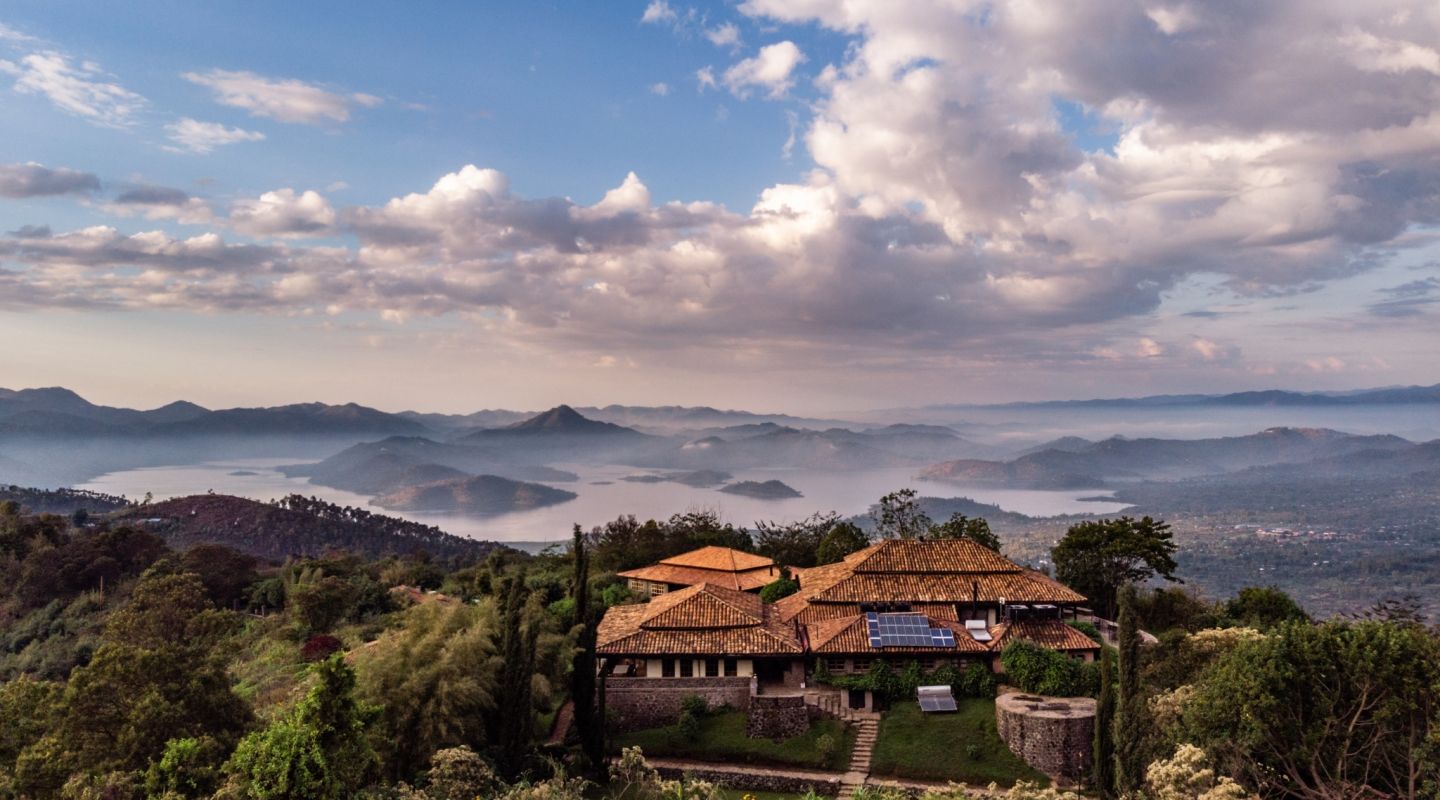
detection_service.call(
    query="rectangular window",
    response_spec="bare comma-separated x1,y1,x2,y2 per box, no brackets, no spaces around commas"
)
661,658,675,678
705,659,719,677
724,658,738,677
825,657,847,673
852,657,872,672
680,659,694,678
920,658,937,672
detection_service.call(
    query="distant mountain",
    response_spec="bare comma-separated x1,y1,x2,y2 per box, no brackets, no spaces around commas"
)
921,383,1440,411
619,469,732,487
632,422,989,472
284,436,577,494
0,387,424,438
374,475,577,514
119,493,502,561
920,427,1416,488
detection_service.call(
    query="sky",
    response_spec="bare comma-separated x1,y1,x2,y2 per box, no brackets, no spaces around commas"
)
0,1,1438,415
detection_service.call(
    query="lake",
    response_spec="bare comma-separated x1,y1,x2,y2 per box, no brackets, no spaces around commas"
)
79,458,1130,543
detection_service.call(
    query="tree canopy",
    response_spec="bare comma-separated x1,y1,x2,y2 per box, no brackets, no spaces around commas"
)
1052,516,1179,619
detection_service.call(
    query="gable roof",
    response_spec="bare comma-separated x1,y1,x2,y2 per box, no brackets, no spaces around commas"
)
597,583,803,656
844,539,1020,574
661,545,775,572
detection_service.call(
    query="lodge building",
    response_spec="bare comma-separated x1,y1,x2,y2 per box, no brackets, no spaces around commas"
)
596,538,1099,729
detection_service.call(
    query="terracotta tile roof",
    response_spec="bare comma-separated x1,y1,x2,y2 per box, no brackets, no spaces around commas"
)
989,620,1102,652
616,563,773,592
810,572,1085,604
847,539,1021,574
806,615,990,655
640,582,763,629
777,598,960,625
597,583,802,656
660,545,775,573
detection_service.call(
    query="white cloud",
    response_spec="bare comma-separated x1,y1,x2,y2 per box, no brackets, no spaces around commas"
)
641,1,677,24
230,188,337,237
104,185,214,224
164,117,265,154
0,22,37,43
696,66,718,91
706,23,743,50
182,69,375,125
649,82,670,96
723,41,805,98
0,51,143,127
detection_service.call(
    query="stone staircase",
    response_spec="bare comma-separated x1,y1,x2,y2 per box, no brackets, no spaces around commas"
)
838,718,879,799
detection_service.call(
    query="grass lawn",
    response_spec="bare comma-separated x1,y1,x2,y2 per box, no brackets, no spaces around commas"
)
613,709,855,772
870,699,1048,787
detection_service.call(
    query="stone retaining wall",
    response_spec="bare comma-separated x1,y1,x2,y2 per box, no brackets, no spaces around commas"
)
652,765,841,797
605,676,753,731
994,692,1096,780
745,695,811,739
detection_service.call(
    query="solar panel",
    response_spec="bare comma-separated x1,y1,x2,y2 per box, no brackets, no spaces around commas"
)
917,685,958,713
866,612,958,649
865,613,884,648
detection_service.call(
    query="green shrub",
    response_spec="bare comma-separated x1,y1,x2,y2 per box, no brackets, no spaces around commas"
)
759,577,800,603
1066,620,1103,644
999,641,1098,697
816,733,838,765
812,659,996,700
677,710,700,741
679,694,709,719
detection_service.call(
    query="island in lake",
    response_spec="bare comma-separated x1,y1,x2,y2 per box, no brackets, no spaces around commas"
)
620,469,733,488
718,479,802,499
373,475,577,514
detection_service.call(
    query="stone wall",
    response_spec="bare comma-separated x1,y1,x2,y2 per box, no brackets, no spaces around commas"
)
994,692,1096,781
652,765,841,797
746,695,811,739
605,676,753,732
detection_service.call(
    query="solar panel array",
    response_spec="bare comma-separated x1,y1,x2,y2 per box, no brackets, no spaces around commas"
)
865,612,956,649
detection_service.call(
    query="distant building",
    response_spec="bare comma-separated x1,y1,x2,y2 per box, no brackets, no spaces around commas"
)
597,539,1098,727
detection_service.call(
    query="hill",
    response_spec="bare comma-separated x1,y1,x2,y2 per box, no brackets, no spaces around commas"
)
374,475,578,514
0,485,132,516
718,479,803,499
921,427,1415,488
283,437,577,495
117,494,501,561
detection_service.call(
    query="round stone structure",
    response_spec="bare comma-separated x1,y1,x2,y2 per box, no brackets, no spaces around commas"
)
994,692,1096,781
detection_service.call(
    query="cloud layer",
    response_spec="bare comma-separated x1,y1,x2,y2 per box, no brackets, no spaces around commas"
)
2,1,1439,389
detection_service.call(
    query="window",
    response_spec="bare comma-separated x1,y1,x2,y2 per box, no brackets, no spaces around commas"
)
825,657,847,673
852,657,872,672
661,658,675,678
920,658,937,672
724,658,738,677
705,659,719,677
680,659,694,678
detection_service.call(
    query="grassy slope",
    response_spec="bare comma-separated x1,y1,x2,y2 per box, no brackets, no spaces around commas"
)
614,710,855,772
870,699,1047,786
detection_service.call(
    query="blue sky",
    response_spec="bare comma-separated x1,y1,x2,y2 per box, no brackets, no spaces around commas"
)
0,1,1437,413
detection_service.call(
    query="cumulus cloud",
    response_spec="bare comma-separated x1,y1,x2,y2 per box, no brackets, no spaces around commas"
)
640,1,677,25
0,162,100,198
649,82,670,96
0,51,144,127
230,188,337,238
723,41,804,98
103,185,214,224
706,23,742,50
3,0,1440,381
164,117,265,154
182,69,376,124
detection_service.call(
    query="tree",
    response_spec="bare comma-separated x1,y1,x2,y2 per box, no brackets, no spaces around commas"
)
420,746,501,800
754,512,843,568
759,573,800,603
355,602,498,781
568,525,604,775
1051,517,1178,619
1114,586,1148,795
1184,620,1440,800
926,512,1001,551
494,571,539,779
871,489,932,539
1223,586,1307,630
225,655,377,799
1093,646,1117,798
817,521,869,565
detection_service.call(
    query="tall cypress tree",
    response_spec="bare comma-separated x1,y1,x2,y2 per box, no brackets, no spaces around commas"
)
1093,645,1117,798
569,525,604,774
495,569,537,780
1114,584,1147,794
